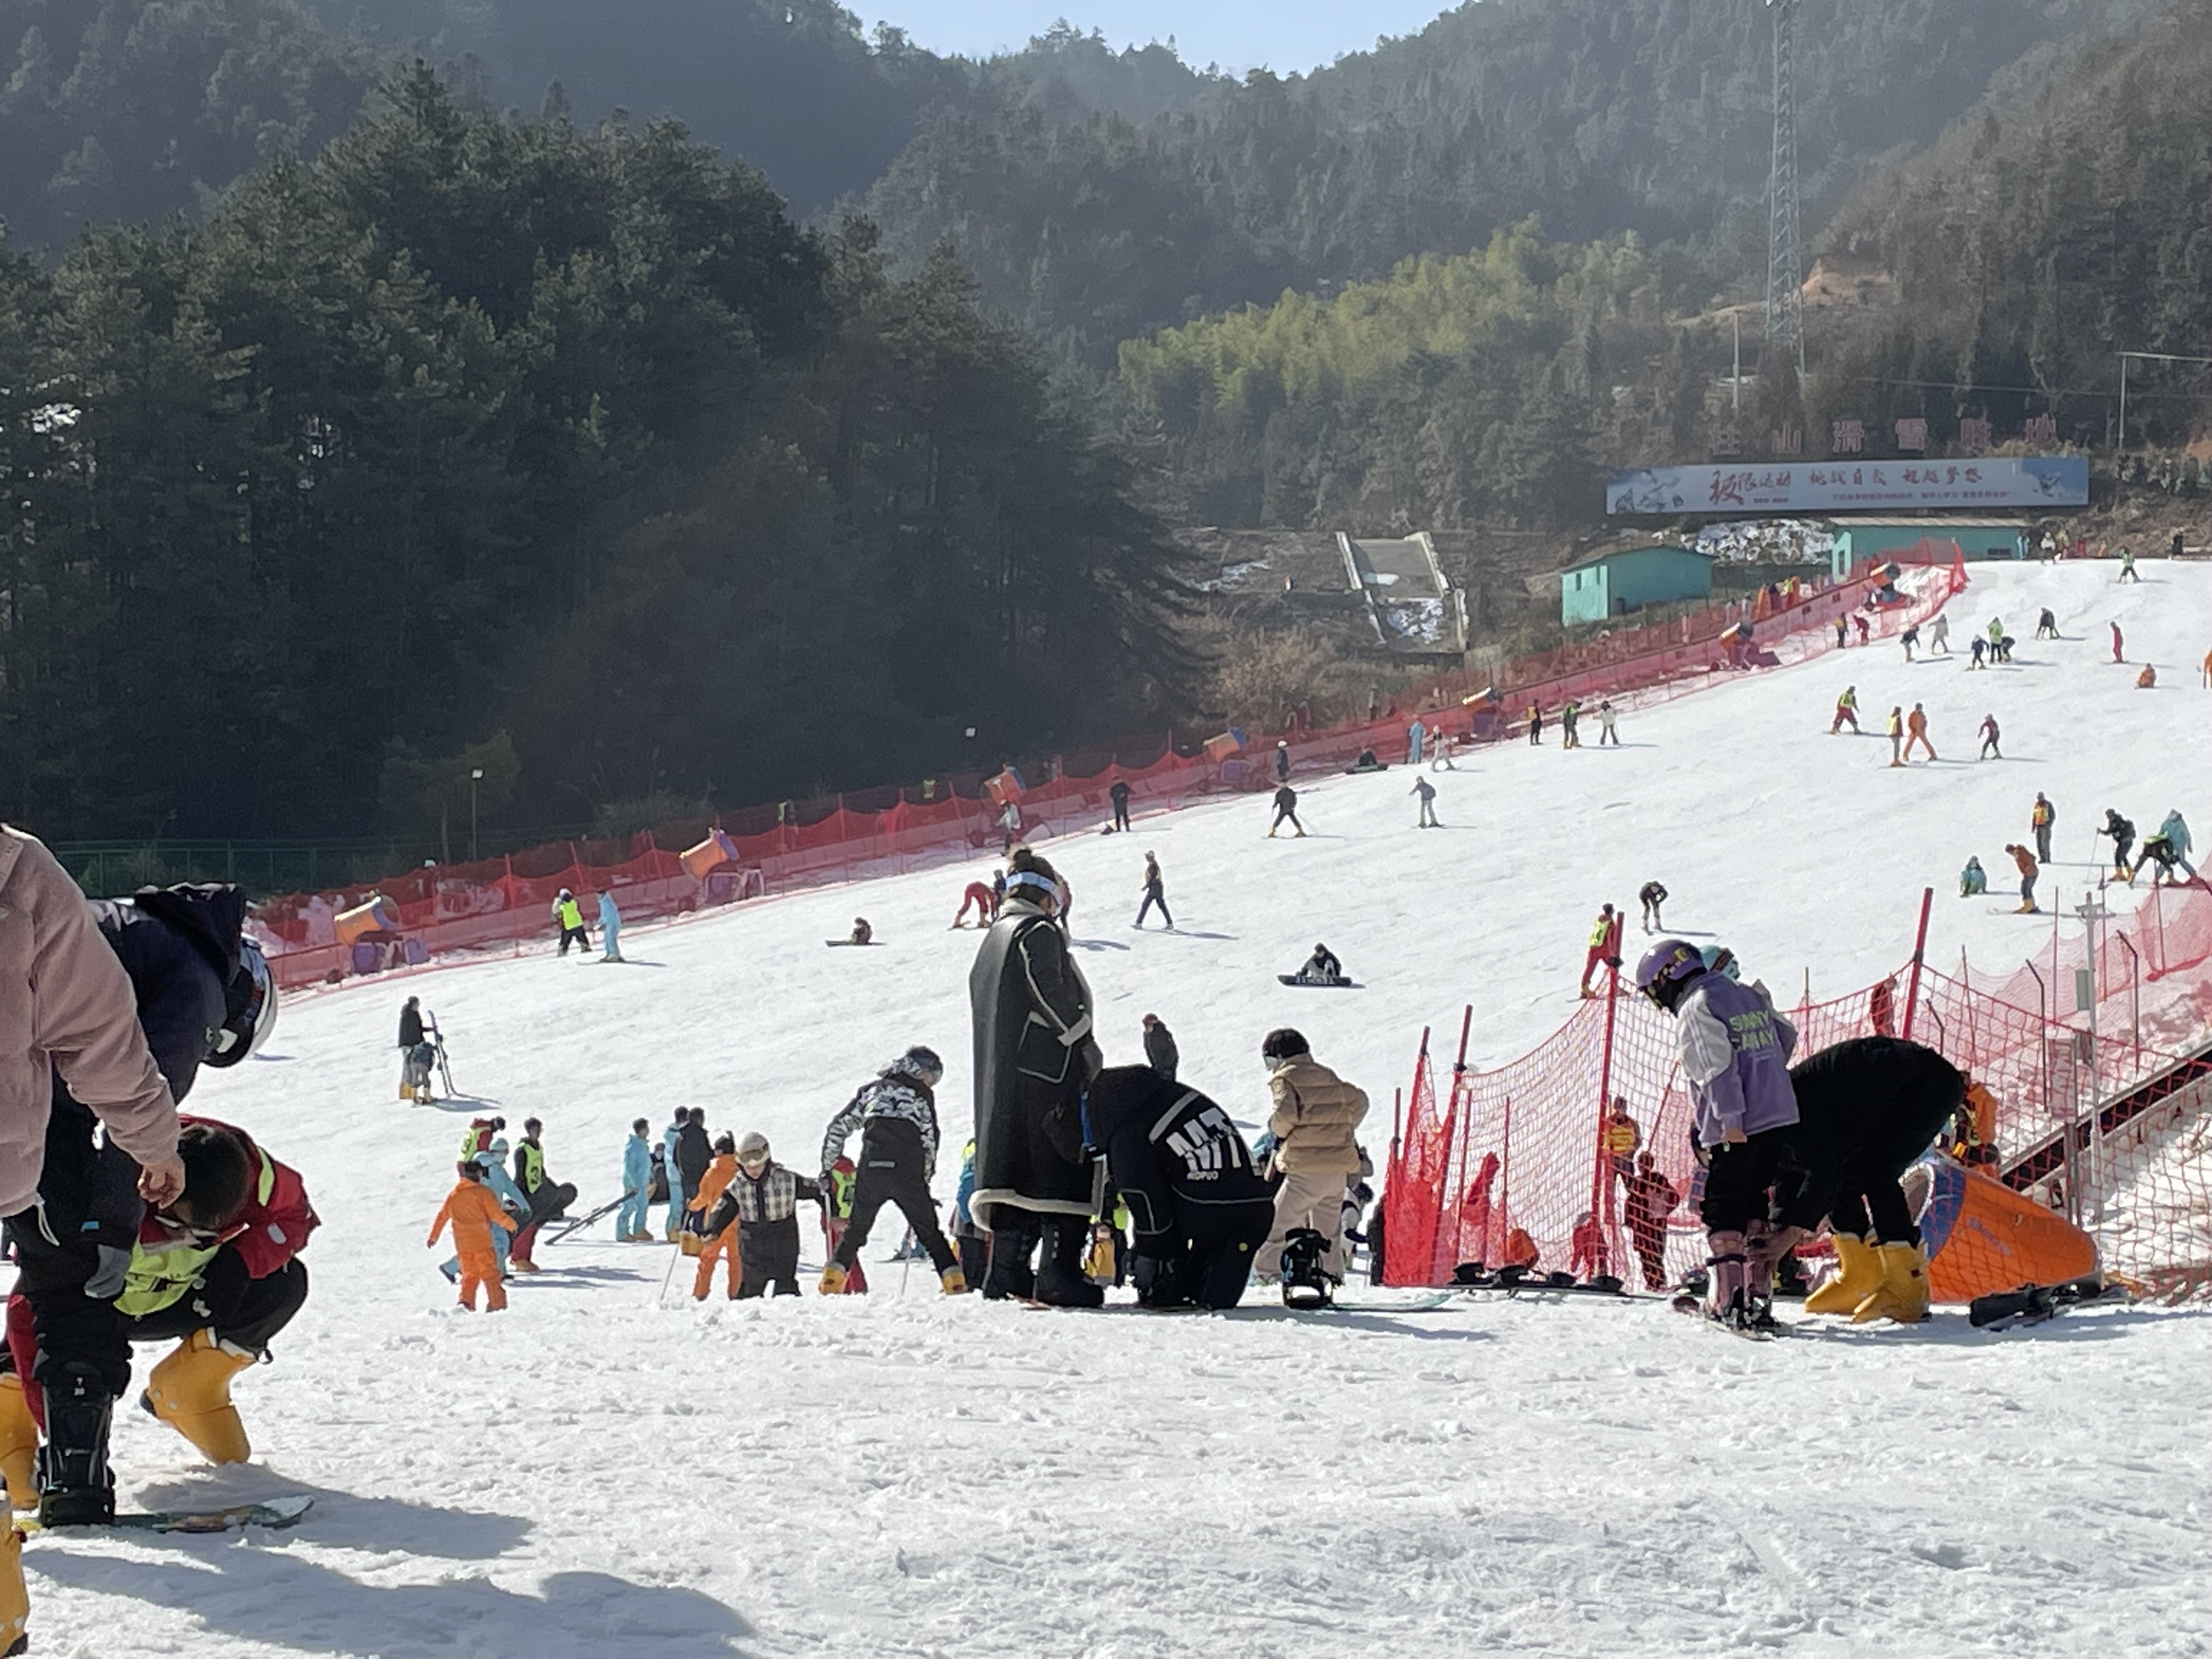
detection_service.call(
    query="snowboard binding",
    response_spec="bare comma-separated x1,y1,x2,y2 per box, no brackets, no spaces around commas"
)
1279,1228,1335,1309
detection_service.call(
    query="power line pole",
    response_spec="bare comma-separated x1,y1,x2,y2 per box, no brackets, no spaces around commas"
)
1765,0,1804,375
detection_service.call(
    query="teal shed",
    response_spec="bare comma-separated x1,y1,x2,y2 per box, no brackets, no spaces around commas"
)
1560,545,1716,625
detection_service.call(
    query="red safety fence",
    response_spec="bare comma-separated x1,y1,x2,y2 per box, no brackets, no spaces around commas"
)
1385,879,2212,1302
251,549,1968,991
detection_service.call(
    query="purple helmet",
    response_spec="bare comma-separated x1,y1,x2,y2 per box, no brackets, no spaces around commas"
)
1634,939,1707,1003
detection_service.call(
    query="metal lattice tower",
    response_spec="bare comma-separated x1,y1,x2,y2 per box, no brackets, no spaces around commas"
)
1765,0,1804,374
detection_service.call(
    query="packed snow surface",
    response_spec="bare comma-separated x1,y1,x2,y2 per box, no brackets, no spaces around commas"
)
30,561,2212,1657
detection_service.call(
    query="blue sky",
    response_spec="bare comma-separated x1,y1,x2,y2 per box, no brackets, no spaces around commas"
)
872,2,1458,74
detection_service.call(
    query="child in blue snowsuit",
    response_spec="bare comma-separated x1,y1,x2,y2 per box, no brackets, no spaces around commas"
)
662,1110,687,1240
599,891,623,962
619,1118,653,1240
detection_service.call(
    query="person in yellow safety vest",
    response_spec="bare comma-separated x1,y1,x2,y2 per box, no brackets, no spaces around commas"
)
551,888,591,957
1886,707,1905,768
1830,686,1859,734
1578,905,1622,998
507,1117,570,1271
1601,1100,1643,1193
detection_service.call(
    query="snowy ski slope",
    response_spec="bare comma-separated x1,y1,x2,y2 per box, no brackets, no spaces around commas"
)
27,560,2212,1658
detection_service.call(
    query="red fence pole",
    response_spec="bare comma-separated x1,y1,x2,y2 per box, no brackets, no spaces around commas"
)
1901,886,1934,1040
1589,931,1624,1260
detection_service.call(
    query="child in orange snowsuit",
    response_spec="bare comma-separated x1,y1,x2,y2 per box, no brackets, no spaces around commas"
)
690,1135,744,1300
429,1162,518,1311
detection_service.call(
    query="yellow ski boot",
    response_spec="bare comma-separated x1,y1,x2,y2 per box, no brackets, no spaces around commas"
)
939,1265,968,1296
0,1521,25,1656
1852,1242,1932,1325
0,1376,37,1511
818,1263,849,1296
1803,1233,1884,1316
142,1330,256,1464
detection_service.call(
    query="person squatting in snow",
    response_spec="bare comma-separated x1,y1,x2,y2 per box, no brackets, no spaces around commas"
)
1634,939,1801,1331
969,846,1105,1306
817,1048,964,1296
2,872,304,1539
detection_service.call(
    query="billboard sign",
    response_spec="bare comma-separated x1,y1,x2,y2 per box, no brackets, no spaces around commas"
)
1605,456,2089,516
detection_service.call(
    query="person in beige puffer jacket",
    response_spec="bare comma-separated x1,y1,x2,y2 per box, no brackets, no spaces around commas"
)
1257,1029,1368,1283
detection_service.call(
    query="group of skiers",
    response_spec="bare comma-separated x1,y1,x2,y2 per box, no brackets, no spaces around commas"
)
550,887,622,961
1970,799,2198,915
1,826,311,1648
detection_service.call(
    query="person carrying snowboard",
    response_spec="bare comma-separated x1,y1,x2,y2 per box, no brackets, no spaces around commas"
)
818,1048,966,1296
1410,776,1440,828
1267,784,1305,839
2032,793,2056,864
2005,844,2039,913
1633,939,1800,1331
619,1119,653,1242
1109,778,1133,833
1084,1066,1274,1310
428,1161,516,1312
1255,1030,1369,1294
1639,881,1668,934
700,1133,822,1299
1977,714,2001,761
1831,686,1859,734
551,888,591,957
1134,853,1173,929
1579,904,1622,998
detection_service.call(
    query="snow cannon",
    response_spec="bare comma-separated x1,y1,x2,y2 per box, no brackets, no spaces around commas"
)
1910,1155,2100,1304
984,769,1026,808
333,895,402,945
681,830,740,880
1203,730,1243,763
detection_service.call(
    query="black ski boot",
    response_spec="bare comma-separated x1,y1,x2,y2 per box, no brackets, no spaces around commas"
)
1279,1228,1335,1308
1033,1221,1104,1308
36,1364,116,1528
981,1217,1040,1302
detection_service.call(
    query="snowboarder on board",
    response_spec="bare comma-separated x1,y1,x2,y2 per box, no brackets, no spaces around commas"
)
2137,664,2158,689
1134,853,1173,929
1833,617,1848,649
954,881,996,928
428,1161,517,1312
2098,810,2136,883
1109,778,1132,833
1596,701,1620,745
551,888,591,956
1959,856,1987,898
1853,614,1871,646
2158,810,2198,881
845,918,873,946
2120,548,2140,583
1639,881,1668,934
1293,944,1345,987
2035,608,2059,640
2005,844,2040,913
1084,1066,1273,1311
1410,776,1441,828
2032,794,2056,864
1560,701,1581,749
1968,636,1987,670
1255,1031,1369,1295
701,1133,823,1299
1141,1014,1178,1081
1579,905,1623,997
1886,707,1905,766
817,1048,963,1296
1831,687,1860,733
1267,784,1305,838
1430,730,1458,769
1901,624,1920,662
1633,939,1801,1332
2112,620,2125,663
1527,703,1543,745
598,891,622,962
969,847,1101,1305
1781,1037,1968,1324
1904,703,1937,763
1929,614,1951,654
1977,714,2001,760
619,1119,653,1242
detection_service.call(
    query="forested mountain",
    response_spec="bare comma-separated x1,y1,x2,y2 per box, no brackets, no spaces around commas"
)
0,70,1188,844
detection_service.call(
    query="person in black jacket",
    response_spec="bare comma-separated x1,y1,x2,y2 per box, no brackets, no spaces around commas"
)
673,1107,712,1245
1084,1066,1273,1310
1134,853,1172,930
969,846,1102,1305
1267,785,1305,838
1109,778,1132,833
702,1133,825,1298
397,996,435,1102
1141,1014,1178,1081
816,1048,964,1295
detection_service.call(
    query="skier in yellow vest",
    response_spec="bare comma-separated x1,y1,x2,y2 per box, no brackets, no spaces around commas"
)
551,888,591,957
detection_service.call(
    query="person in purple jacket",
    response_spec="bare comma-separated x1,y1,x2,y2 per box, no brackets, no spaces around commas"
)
1635,938,1801,1331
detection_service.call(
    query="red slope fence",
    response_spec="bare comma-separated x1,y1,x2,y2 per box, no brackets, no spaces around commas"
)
1385,881,2212,1302
242,548,1966,991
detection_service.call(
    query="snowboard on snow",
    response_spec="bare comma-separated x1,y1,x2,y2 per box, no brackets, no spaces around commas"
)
27,1495,313,1536
1969,1275,2124,1329
825,940,885,948
1278,975,1361,990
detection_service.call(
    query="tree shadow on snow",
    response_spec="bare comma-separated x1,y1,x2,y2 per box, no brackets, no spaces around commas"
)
33,1549,755,1658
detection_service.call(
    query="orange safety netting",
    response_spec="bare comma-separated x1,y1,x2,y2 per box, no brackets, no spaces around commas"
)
1385,882,2212,1302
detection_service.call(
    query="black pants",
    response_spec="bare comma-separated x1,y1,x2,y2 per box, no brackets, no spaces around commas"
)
832,1122,954,1274
1271,807,1301,832
5,1102,143,1395
122,1253,309,1351
737,1219,802,1297
1699,1131,1795,1236
1136,889,1172,927
1134,1201,1271,1310
1112,799,1131,831
558,925,591,955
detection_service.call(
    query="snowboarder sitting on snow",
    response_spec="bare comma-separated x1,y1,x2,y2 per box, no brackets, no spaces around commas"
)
848,918,873,946
1959,856,1988,898
1773,1037,1965,1325
1346,748,1384,774
702,1134,824,1299
1634,939,1799,1331
1294,944,1345,986
818,1047,966,1297
1255,1030,1369,1294
1083,1066,1274,1310
428,1161,516,1313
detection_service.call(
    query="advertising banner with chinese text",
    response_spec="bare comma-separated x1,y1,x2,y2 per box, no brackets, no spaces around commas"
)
1605,456,2089,515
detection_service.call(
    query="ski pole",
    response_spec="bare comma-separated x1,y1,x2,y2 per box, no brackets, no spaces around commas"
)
657,1242,681,1307
900,1228,915,1296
